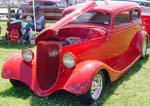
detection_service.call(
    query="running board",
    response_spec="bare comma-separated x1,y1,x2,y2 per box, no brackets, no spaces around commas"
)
110,49,141,71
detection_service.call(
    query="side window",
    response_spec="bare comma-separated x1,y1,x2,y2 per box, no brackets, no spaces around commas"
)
133,9,140,21
114,10,131,26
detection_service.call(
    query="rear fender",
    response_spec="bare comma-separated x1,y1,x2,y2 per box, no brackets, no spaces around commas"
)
141,29,149,43
139,30,149,52
132,30,148,52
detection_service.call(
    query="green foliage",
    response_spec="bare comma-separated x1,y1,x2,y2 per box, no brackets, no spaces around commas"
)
0,22,150,106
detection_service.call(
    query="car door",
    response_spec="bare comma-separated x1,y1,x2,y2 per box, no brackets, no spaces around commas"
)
107,9,141,59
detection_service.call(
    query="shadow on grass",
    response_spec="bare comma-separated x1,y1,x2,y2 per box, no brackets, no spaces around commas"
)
30,91,82,106
0,85,33,99
0,86,82,106
0,55,149,106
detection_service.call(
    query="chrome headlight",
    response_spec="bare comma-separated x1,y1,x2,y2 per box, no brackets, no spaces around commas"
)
63,52,76,68
22,48,34,63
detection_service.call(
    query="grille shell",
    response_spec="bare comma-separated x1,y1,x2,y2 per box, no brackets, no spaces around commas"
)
36,41,62,90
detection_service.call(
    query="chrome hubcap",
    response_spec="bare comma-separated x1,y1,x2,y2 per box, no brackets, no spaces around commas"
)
91,73,103,100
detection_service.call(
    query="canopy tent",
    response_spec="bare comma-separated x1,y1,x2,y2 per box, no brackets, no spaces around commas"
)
32,0,36,33
25,0,37,34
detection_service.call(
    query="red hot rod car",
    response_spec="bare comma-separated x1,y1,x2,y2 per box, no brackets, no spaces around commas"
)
1,1,149,105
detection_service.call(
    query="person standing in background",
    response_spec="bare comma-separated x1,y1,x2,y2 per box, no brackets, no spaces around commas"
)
25,11,45,31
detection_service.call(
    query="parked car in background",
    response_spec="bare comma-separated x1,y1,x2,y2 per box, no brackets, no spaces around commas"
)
141,11,150,39
139,0,150,39
126,0,150,6
2,1,149,105
19,0,66,20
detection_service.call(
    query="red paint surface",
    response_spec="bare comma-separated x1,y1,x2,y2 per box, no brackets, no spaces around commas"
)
2,1,149,96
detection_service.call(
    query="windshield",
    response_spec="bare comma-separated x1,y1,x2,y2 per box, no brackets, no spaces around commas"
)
67,11,110,25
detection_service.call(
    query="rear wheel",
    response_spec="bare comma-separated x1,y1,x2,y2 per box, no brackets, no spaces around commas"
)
141,36,147,59
78,71,105,105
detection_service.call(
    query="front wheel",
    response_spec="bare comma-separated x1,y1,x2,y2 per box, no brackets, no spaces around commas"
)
141,36,148,59
78,71,105,105
10,79,25,87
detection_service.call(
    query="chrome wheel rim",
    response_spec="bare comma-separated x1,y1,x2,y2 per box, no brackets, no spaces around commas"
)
142,38,147,57
91,73,103,100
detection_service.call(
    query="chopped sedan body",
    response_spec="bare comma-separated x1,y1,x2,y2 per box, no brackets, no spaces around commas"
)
2,1,149,105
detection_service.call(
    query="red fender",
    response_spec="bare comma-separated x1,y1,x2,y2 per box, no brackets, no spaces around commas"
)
63,60,121,94
141,29,149,42
137,30,149,54
1,52,36,89
131,30,148,54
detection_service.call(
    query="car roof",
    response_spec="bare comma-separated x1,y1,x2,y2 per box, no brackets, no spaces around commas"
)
63,1,140,15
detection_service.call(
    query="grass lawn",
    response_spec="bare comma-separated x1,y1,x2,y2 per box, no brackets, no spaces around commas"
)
0,21,150,106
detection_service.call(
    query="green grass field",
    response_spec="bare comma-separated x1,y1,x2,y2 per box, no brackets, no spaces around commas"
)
0,21,150,106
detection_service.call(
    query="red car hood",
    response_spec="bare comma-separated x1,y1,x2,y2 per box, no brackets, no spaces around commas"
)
35,1,97,44
49,1,97,30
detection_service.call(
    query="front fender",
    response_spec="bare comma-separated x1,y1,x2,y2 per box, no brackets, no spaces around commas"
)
63,60,105,94
63,59,125,94
1,52,35,87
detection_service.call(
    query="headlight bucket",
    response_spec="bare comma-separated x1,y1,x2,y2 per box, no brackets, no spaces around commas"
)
63,52,76,69
22,48,34,63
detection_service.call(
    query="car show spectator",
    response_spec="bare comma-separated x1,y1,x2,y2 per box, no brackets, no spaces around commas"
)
11,13,26,35
25,11,45,31
23,11,45,42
